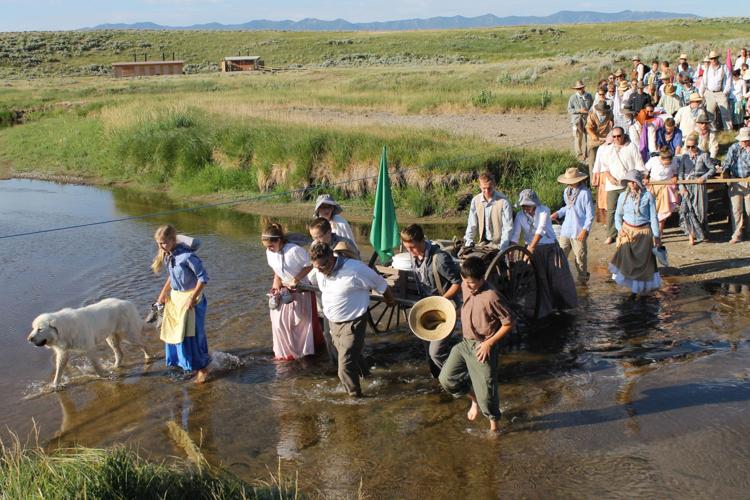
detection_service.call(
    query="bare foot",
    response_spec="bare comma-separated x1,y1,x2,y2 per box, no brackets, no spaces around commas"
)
490,420,499,432
689,235,695,246
194,368,209,384
467,401,479,421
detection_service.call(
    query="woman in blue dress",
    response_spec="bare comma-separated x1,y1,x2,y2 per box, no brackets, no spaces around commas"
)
152,224,211,383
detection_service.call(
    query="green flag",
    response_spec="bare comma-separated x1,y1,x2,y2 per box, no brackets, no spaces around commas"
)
369,146,400,262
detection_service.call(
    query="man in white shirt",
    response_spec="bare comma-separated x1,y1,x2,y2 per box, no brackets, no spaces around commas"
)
463,172,513,252
699,50,733,131
593,126,646,243
309,242,394,397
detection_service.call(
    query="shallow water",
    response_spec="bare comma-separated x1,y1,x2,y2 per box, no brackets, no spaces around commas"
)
2,179,750,498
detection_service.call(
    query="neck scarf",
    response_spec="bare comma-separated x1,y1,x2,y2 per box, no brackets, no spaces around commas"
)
564,186,580,207
627,187,643,216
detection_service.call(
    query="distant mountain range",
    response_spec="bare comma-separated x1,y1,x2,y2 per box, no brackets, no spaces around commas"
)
86,10,699,31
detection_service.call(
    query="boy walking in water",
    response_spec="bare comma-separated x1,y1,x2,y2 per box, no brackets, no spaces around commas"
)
438,256,514,432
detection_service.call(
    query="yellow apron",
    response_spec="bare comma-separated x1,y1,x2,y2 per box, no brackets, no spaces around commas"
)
160,290,200,344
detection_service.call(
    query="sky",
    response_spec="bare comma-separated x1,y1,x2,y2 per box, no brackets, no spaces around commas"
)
0,0,743,32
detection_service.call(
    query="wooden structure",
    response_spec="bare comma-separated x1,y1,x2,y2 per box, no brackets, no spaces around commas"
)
112,60,184,78
221,56,264,72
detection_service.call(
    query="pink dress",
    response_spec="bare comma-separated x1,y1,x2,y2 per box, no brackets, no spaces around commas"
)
266,244,315,360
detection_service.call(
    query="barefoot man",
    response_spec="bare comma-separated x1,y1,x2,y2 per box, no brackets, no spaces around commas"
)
438,256,514,432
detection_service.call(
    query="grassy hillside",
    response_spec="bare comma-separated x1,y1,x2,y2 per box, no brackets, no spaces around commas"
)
1,18,748,79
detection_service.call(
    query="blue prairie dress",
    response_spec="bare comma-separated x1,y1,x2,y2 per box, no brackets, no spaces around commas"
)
165,243,211,371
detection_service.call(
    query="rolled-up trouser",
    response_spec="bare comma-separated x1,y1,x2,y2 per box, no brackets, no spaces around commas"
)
704,90,732,130
424,333,458,379
606,188,625,239
559,234,589,281
729,182,750,241
329,315,367,396
439,338,501,421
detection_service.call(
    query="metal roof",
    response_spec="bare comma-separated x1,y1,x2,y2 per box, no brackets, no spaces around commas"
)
111,60,185,67
223,56,262,61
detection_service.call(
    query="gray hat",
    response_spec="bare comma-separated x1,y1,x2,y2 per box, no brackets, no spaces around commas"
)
695,111,710,124
736,127,750,142
314,194,343,217
594,100,611,112
516,189,541,208
621,169,645,190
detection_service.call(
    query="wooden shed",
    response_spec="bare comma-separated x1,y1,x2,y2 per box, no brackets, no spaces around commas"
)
221,56,264,72
112,60,184,78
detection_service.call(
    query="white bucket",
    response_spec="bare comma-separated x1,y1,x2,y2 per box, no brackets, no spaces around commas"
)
391,252,413,271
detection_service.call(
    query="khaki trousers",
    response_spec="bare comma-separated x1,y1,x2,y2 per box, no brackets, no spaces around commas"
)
573,126,587,160
606,188,625,239
704,90,732,131
730,182,750,241
439,339,501,421
329,315,367,396
559,235,589,281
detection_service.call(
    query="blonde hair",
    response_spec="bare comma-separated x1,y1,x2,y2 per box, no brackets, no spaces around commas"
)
261,223,287,244
151,224,177,274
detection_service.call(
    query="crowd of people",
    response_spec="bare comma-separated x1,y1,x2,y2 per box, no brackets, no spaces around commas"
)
146,48,750,432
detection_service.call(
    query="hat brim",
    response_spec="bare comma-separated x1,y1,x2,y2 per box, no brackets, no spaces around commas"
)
557,173,588,184
408,296,457,341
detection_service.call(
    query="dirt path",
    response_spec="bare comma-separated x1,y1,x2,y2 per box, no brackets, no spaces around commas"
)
247,106,572,149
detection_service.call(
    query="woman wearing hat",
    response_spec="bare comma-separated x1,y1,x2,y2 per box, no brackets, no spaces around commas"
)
678,133,715,244
313,194,358,252
511,189,578,317
644,146,680,234
263,223,319,361
658,83,681,117
610,170,662,294
552,168,594,283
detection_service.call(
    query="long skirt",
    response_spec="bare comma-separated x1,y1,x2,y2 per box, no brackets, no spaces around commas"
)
165,296,211,372
270,290,316,361
533,242,578,318
649,184,679,222
609,224,661,294
679,183,708,242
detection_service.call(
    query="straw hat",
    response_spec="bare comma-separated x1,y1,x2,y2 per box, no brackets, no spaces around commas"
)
572,80,586,89
708,50,719,59
688,93,703,103
557,167,589,184
703,55,710,63
736,127,750,142
632,55,641,61
618,80,629,92
314,194,343,217
594,100,610,112
664,83,676,95
679,53,688,60
614,68,624,77
407,296,457,342
620,169,645,190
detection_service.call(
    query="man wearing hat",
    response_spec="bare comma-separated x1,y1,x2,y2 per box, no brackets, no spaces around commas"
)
400,223,462,378
567,80,593,160
438,256,514,433
309,242,394,397
314,194,358,251
628,81,651,114
632,56,646,83
695,110,719,158
585,100,613,176
678,76,696,106
463,171,513,251
552,167,594,282
658,83,681,116
677,53,693,77
699,50,732,131
723,127,750,243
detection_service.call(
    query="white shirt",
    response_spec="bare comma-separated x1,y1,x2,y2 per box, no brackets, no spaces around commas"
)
596,142,646,191
699,64,731,94
266,243,311,284
644,157,677,181
330,214,358,251
674,105,699,140
309,258,388,323
735,55,748,71
510,205,557,246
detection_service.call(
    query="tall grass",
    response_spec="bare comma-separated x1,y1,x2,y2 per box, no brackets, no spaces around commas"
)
0,437,301,499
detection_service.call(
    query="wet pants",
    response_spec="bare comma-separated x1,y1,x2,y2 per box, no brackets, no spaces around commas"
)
329,315,367,396
439,339,501,421
559,235,589,281
730,182,750,241
424,333,457,379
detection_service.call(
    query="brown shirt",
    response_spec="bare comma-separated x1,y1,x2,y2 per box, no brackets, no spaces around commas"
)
460,282,512,341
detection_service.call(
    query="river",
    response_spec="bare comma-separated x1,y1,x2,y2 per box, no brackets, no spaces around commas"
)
2,178,750,498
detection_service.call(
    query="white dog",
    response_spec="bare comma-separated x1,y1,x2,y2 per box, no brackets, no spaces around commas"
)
28,298,153,389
